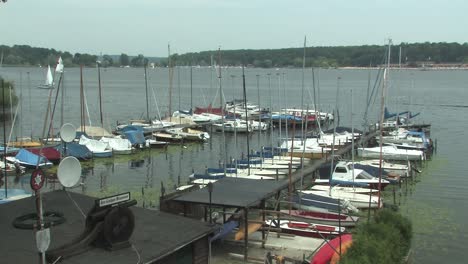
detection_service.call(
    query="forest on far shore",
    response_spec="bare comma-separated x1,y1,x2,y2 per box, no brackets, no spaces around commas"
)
1,42,468,68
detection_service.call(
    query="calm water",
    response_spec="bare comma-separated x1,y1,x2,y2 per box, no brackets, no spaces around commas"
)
1,66,467,263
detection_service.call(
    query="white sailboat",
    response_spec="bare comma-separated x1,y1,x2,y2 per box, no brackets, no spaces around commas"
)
38,65,54,89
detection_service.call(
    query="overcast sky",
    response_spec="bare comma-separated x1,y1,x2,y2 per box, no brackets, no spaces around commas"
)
1,0,467,56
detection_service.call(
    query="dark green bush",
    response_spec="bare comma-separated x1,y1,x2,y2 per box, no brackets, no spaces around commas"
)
340,209,412,264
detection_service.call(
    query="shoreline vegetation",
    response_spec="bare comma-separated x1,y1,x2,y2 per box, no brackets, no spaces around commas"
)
1,42,467,69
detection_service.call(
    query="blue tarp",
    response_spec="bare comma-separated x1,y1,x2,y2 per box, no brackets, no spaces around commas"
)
293,192,342,212
15,149,47,165
119,125,145,134
207,167,237,174
209,221,239,242
55,142,92,160
271,114,302,122
123,130,146,145
237,159,262,165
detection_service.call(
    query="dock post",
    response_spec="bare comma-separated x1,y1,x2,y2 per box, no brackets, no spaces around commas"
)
261,200,266,248
244,207,249,262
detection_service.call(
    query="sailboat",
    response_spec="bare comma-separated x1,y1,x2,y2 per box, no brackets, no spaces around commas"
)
38,65,54,89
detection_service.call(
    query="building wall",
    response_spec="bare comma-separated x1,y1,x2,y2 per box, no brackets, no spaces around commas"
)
154,237,210,264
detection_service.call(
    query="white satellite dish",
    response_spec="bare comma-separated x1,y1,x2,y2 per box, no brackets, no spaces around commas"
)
57,156,82,188
60,123,76,143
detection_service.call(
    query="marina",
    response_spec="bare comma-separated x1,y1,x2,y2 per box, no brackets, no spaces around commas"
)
0,63,465,263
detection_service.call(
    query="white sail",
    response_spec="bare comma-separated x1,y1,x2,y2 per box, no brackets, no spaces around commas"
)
55,57,64,73
38,65,54,89
45,65,53,86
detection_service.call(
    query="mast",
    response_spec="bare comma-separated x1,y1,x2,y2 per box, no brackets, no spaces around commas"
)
267,73,273,155
256,74,261,149
60,69,64,127
242,65,250,175
301,36,306,144
80,65,86,133
217,48,227,176
168,44,173,118
396,45,402,130
144,62,150,122
329,76,341,193
97,61,104,127
351,89,355,185
177,65,180,124
27,72,32,138
277,72,281,147
190,62,193,111
378,39,392,207
2,79,7,198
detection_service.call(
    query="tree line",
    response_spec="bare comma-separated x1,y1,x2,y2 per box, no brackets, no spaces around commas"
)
1,42,468,68
0,45,162,68
173,42,468,68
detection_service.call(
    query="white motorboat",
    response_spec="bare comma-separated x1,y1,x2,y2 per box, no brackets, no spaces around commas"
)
357,145,424,161
301,189,381,209
165,127,210,142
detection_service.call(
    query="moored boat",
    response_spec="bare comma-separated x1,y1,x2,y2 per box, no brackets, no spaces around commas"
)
264,219,345,238
5,149,53,169
281,210,359,227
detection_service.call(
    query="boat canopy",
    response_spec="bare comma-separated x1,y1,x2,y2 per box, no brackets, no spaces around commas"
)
123,130,146,145
55,142,92,160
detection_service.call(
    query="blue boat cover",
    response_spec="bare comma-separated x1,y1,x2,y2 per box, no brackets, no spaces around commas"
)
353,164,391,177
119,125,145,134
123,130,146,145
192,173,225,180
15,149,47,165
293,193,342,212
207,167,237,174
237,159,262,165
271,114,302,122
210,220,239,242
55,142,92,160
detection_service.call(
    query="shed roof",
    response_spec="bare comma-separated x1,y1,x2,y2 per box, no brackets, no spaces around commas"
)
0,190,215,264
172,177,285,208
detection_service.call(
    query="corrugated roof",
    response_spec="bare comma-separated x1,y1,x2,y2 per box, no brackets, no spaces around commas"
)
172,177,285,208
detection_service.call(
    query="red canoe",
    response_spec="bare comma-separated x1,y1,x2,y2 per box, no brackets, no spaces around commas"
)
310,234,352,264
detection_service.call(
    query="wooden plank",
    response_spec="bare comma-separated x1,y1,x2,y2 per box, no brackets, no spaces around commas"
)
235,222,262,240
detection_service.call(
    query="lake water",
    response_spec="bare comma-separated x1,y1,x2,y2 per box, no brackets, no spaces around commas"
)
1,66,467,263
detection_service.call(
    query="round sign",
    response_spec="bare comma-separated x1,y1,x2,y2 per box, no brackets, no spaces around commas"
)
30,169,45,191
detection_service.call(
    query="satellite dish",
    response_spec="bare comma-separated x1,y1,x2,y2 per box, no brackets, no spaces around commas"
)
60,123,76,143
57,156,82,188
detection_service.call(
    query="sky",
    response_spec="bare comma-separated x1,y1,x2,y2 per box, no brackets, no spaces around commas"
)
1,0,467,57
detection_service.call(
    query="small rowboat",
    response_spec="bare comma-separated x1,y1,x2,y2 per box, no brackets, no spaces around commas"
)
281,210,359,227
265,219,345,238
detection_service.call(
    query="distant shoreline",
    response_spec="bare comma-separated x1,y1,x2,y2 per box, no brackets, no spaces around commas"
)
1,65,468,71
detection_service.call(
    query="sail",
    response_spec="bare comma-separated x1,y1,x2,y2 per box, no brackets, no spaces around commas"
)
55,57,64,73
45,65,54,86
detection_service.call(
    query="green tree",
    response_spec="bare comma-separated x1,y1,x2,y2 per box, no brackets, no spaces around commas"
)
120,53,129,66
